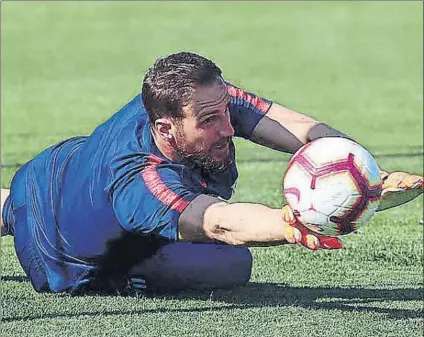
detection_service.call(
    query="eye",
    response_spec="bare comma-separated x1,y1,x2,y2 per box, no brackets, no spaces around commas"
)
202,115,218,125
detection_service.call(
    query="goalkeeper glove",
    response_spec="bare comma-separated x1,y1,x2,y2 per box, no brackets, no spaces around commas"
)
281,205,343,250
377,170,423,211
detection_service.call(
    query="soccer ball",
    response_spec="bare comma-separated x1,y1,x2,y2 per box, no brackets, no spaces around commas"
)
283,138,382,236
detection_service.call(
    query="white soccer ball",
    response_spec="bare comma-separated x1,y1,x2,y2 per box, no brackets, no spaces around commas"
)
283,137,382,236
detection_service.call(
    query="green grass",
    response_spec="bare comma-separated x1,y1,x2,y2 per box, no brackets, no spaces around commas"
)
1,2,423,337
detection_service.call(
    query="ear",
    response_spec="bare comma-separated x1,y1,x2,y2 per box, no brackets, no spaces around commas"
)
153,118,173,141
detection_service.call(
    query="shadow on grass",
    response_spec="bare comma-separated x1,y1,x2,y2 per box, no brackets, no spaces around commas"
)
3,282,422,323
1,275,29,282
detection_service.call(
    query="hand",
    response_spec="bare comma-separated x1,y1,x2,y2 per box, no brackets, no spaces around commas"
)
377,170,423,211
281,205,343,250
380,170,423,191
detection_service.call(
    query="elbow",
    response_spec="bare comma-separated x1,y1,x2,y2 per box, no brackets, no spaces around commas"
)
205,228,248,246
204,228,246,246
203,205,247,246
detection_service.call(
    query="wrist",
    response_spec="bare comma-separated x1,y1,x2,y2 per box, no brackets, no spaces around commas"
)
306,123,353,142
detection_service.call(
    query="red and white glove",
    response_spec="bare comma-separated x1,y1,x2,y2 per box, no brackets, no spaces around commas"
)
281,205,343,250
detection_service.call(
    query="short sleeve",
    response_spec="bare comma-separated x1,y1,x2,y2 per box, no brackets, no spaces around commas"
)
111,156,200,240
226,82,273,139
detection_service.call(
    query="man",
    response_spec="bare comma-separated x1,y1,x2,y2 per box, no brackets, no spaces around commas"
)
1,52,422,294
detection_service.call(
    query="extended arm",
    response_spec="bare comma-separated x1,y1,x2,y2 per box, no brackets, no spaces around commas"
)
192,200,290,246
251,102,352,154
251,102,423,211
178,195,342,250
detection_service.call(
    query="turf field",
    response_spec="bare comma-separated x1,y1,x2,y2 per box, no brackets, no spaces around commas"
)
1,2,423,336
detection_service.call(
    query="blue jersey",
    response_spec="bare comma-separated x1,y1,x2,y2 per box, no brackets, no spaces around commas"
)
11,82,272,292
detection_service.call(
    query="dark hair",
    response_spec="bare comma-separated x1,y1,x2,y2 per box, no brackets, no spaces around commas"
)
142,52,222,122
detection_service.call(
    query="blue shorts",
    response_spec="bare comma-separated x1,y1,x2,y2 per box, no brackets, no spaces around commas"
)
3,165,50,292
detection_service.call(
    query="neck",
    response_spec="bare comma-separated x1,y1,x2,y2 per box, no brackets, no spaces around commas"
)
151,129,181,163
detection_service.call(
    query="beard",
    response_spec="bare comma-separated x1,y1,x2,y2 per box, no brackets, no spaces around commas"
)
175,138,234,174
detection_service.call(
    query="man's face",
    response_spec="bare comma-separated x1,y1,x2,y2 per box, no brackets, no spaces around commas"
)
173,80,235,173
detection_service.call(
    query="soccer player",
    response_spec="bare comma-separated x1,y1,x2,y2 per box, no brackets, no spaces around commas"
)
1,52,422,294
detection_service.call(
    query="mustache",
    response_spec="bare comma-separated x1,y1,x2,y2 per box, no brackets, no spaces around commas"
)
175,138,234,174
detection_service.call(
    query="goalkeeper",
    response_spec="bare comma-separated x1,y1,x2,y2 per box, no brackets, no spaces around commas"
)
1,52,422,294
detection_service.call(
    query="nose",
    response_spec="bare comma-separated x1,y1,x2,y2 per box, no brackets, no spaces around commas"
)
219,117,235,138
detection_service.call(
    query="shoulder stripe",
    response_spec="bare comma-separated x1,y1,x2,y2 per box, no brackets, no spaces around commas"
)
147,155,164,165
141,156,189,213
226,83,271,113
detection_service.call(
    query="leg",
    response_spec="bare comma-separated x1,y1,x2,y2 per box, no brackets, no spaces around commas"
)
3,178,49,291
128,242,252,292
1,188,11,236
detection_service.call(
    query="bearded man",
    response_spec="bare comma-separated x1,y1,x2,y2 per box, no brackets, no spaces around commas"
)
1,52,422,294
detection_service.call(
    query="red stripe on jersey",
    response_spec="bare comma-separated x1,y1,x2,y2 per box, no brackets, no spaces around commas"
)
226,84,271,113
141,158,189,213
147,155,164,165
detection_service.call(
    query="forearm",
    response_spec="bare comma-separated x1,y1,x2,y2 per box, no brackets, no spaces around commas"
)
203,202,289,246
253,103,391,180
178,195,343,250
251,103,352,154
265,103,319,144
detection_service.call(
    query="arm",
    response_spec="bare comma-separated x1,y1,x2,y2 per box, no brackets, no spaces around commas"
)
250,102,352,154
257,103,424,212
226,83,422,216
203,202,291,246
179,195,289,246
179,195,342,250
110,158,330,248
224,81,349,150
264,103,319,145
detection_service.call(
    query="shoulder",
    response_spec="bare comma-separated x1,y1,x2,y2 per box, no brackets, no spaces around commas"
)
225,81,272,113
